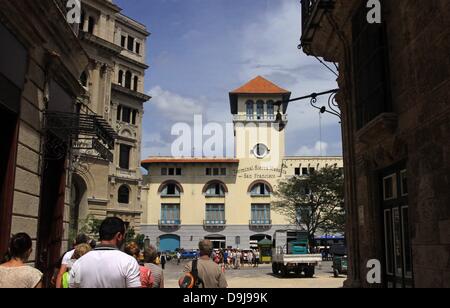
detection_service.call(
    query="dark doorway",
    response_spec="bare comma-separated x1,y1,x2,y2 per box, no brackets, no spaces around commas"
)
0,105,19,260
70,174,88,242
381,166,413,288
205,235,226,249
36,133,67,287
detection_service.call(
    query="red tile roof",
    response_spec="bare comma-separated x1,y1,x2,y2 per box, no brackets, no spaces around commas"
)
230,76,290,94
141,158,240,165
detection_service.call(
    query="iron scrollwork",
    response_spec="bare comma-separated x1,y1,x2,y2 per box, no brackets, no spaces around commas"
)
310,90,341,120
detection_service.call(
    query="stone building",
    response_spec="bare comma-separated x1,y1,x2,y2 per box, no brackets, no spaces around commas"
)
141,76,343,251
70,0,150,235
0,0,91,284
300,0,450,287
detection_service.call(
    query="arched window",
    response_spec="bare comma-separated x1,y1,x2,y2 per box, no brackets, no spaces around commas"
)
133,76,138,91
118,185,130,204
205,183,226,197
80,71,88,87
256,100,264,119
249,181,273,196
159,181,183,197
267,101,275,119
125,71,132,89
246,100,254,120
118,70,124,85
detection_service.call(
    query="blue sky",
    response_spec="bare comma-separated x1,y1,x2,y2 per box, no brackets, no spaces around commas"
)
115,0,342,158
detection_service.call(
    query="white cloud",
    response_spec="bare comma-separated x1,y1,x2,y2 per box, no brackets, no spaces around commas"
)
296,141,329,156
238,0,340,133
148,86,204,122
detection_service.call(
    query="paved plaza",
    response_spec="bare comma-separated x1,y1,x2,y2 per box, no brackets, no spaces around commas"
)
163,260,345,288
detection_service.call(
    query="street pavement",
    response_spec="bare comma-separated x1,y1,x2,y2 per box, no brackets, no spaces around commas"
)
162,260,345,288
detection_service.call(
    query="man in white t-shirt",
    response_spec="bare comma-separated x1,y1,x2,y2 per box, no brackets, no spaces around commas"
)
69,217,141,288
55,233,90,288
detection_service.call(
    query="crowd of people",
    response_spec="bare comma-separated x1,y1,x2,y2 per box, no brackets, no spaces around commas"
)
0,217,230,289
211,249,261,270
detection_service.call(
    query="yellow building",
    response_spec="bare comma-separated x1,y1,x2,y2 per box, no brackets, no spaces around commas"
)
141,76,343,251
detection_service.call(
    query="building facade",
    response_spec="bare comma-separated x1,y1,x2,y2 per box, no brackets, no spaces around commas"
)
300,0,450,288
70,0,150,235
0,0,91,284
141,76,343,251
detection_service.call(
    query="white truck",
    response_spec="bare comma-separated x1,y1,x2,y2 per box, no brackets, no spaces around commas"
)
272,230,322,278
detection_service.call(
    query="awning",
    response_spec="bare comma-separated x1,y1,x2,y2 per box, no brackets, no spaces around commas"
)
45,111,118,162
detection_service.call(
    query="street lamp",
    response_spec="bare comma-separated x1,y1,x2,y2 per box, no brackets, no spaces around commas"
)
274,88,341,127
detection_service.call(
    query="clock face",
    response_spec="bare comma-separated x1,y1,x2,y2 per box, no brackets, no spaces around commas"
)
253,144,269,159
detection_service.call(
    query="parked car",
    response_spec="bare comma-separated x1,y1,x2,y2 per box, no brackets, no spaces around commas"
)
181,250,198,259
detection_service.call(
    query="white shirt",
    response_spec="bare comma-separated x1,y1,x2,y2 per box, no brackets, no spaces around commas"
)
69,247,141,288
61,250,75,266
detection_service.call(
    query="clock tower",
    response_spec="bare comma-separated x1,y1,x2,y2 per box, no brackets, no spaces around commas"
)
229,76,291,164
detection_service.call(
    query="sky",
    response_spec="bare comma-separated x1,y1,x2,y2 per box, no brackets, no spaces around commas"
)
115,0,343,159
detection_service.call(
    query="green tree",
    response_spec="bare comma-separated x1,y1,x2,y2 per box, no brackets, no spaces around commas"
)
272,166,345,242
78,215,102,240
125,228,146,250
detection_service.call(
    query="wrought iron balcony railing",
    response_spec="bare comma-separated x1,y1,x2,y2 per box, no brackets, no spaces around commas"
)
45,110,118,162
159,219,181,227
249,220,272,228
204,220,227,227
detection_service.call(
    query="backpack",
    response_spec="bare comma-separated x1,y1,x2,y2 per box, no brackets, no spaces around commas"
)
179,259,204,289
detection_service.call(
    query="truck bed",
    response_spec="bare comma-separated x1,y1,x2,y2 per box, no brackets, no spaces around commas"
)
272,254,322,264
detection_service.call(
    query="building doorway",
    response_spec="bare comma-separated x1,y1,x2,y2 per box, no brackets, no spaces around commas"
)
159,234,180,252
69,174,88,241
205,235,226,249
381,167,413,288
0,104,19,260
36,133,67,287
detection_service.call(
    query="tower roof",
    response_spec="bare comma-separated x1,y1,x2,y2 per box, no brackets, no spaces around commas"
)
229,76,291,114
230,76,291,94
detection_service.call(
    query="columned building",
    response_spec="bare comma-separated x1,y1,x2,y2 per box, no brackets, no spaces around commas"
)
141,76,343,251
70,0,150,235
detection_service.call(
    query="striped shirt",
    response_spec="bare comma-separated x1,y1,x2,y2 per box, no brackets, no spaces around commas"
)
144,263,164,288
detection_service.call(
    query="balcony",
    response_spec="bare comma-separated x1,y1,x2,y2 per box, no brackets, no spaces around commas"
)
158,220,181,229
233,114,288,123
204,220,226,228
300,0,335,54
249,220,272,230
45,109,118,162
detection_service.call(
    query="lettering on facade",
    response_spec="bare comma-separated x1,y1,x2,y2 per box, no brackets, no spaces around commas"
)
233,165,287,179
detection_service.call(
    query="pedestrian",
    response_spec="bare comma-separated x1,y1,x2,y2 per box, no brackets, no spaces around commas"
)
235,250,242,270
69,217,141,288
55,233,90,288
247,251,253,267
61,243,92,288
182,240,227,288
176,251,181,265
254,249,260,267
160,253,167,270
0,233,43,288
125,242,153,288
144,246,165,288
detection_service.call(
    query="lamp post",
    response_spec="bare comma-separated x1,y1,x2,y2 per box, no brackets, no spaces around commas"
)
274,88,341,128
